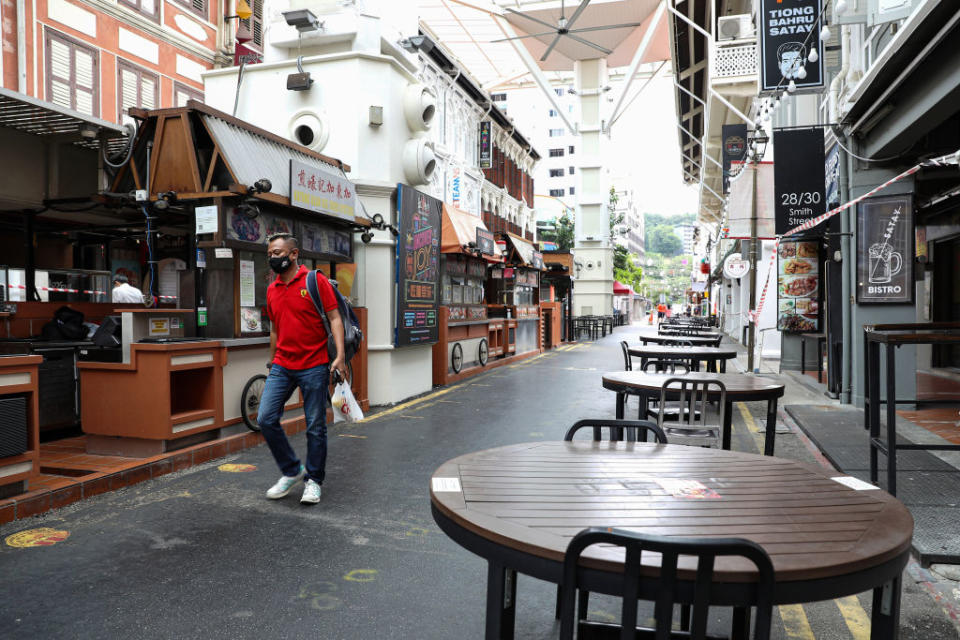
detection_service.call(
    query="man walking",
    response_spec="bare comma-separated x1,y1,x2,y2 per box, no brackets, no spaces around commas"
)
258,233,346,504
111,274,143,303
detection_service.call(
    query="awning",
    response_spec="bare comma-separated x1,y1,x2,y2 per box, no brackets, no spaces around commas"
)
506,232,543,270
0,87,125,151
441,204,501,262
613,281,634,296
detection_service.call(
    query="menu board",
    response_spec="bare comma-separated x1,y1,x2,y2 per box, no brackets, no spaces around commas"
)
777,240,820,332
395,184,440,347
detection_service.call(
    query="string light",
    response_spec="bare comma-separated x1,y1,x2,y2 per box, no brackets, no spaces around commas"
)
821,23,831,41
787,79,797,93
796,66,808,80
808,48,819,63
835,0,848,14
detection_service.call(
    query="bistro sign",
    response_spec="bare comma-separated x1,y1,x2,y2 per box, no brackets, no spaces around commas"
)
289,158,357,223
857,195,913,304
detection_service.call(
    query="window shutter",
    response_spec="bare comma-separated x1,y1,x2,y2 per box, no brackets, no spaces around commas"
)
140,75,156,109
252,0,263,46
48,39,73,110
192,0,205,17
120,68,139,114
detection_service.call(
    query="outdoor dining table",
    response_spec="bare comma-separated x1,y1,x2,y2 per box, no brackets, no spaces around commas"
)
602,371,785,454
636,332,722,347
430,441,913,640
628,344,738,373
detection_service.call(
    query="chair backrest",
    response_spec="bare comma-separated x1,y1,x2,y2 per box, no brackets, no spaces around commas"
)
564,419,667,444
559,528,774,640
709,335,723,348
620,341,633,371
641,359,691,375
658,378,726,432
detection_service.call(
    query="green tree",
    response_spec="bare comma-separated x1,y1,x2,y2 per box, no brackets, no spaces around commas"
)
555,213,574,250
609,187,625,239
613,244,630,271
647,225,683,256
614,252,643,292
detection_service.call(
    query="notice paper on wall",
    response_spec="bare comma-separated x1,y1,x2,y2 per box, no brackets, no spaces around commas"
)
239,260,256,307
149,318,170,337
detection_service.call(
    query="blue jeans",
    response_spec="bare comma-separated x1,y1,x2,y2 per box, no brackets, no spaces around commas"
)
257,363,329,484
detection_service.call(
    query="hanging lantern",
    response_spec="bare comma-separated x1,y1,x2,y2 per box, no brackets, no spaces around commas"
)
700,261,710,274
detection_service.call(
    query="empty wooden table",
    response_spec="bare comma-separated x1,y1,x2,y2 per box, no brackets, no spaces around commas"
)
636,332,723,347
431,442,913,640
628,344,739,373
602,371,785,454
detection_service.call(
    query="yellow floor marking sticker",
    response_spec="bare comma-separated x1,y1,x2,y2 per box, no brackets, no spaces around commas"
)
343,569,378,582
836,595,871,640
736,402,765,455
778,604,815,639
218,463,257,472
5,528,70,548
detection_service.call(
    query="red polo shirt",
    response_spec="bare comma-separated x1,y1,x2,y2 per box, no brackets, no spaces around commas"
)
267,265,338,370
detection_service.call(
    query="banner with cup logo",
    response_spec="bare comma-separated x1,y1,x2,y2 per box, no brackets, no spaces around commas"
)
856,195,913,304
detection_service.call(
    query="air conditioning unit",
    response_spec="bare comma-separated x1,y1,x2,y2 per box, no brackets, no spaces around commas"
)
717,15,754,41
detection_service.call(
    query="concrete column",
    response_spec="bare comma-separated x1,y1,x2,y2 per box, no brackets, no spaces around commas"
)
572,58,612,316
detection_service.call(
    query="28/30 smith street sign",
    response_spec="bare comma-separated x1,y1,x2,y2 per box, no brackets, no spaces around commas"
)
758,0,824,93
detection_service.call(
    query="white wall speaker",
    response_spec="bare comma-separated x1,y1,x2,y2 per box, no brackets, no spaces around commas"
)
402,138,436,186
403,83,437,133
288,109,330,152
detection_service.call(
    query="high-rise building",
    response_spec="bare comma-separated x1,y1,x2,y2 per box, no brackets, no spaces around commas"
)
677,223,696,255
611,187,644,259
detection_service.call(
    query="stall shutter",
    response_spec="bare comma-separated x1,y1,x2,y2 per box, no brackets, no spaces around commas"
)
45,30,99,117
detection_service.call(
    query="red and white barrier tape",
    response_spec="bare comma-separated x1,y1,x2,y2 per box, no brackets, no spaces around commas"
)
748,157,953,320
6,284,177,300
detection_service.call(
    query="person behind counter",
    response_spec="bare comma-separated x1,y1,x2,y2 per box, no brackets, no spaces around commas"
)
111,274,143,303
259,232,347,505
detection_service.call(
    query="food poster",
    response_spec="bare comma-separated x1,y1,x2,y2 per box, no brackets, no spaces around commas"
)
395,184,441,347
777,240,820,332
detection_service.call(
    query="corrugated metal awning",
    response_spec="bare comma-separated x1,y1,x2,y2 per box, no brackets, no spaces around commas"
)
0,87,125,151
201,112,340,201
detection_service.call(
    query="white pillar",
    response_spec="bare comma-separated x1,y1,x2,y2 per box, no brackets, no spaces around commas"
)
572,58,613,316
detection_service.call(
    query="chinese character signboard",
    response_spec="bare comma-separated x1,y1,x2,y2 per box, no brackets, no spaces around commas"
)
773,128,826,235
479,121,492,169
759,0,824,93
777,240,820,332
290,159,357,223
721,124,748,194
396,184,441,347
857,195,913,304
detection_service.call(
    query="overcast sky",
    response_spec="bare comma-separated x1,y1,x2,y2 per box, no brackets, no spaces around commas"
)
607,73,700,217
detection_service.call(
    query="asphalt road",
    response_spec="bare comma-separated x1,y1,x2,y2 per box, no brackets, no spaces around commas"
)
1,330,958,639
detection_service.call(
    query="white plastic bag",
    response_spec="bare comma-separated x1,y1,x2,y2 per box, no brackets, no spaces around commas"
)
331,381,363,423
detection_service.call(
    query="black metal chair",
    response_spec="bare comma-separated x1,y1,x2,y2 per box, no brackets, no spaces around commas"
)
559,528,775,640
657,378,726,448
555,420,669,620
620,341,633,371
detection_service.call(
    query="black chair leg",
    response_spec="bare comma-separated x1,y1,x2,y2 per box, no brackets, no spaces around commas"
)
555,584,562,619
578,589,589,621
680,604,691,631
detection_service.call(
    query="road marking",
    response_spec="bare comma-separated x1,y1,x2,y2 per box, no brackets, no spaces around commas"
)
338,434,367,439
398,415,425,419
218,463,257,472
736,402,765,455
778,604,815,639
343,569,378,583
836,595,871,640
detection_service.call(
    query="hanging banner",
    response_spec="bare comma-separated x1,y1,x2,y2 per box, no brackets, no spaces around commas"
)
774,128,826,235
479,121,492,169
395,184,441,346
759,0,824,93
777,240,820,332
825,142,841,208
856,195,913,304
726,162,776,239
722,124,748,195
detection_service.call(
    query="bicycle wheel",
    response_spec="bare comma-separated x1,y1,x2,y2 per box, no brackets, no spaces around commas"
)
240,374,268,432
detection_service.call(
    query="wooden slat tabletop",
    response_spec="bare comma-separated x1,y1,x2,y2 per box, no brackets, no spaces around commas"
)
431,442,913,583
628,345,739,359
602,371,784,400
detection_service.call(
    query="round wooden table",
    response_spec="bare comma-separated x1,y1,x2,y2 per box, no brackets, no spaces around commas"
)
628,344,739,373
431,442,913,640
602,371,785,454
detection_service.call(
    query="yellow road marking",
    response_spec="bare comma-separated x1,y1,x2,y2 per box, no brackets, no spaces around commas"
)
362,383,467,423
836,595,871,640
735,402,765,455
343,569,378,582
778,605,815,639
338,434,367,438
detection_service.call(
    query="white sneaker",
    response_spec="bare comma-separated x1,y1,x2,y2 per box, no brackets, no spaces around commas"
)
300,479,322,504
266,466,305,499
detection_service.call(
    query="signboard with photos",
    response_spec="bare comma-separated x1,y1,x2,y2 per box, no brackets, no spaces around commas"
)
856,195,913,304
777,240,820,332
758,0,824,92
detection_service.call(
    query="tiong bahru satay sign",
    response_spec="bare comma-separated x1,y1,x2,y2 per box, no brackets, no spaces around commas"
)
856,195,913,304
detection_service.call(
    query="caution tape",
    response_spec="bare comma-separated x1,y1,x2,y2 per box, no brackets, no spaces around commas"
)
5,284,177,300
750,154,957,319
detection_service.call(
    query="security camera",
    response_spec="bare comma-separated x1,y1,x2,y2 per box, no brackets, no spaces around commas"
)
361,231,374,244
399,35,426,51
372,213,384,227
238,198,260,219
282,9,321,32
254,178,272,193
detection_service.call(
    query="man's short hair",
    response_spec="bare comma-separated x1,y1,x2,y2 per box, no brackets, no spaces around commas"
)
267,233,299,249
777,42,805,58
114,274,129,284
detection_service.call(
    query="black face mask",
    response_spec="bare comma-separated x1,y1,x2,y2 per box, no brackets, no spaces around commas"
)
269,255,292,274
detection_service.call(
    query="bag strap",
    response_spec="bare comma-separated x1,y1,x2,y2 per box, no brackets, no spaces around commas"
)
305,269,335,347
